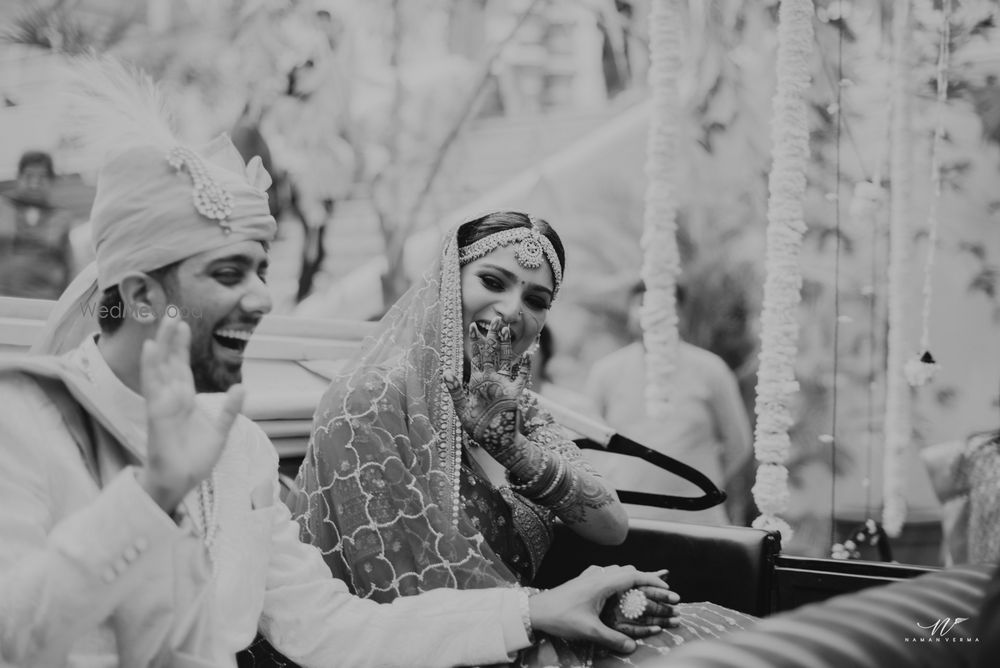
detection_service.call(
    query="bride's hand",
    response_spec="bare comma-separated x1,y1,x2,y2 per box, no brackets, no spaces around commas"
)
601,579,681,639
443,317,530,456
529,565,675,654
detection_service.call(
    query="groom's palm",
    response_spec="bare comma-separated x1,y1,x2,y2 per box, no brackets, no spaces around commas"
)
140,315,243,512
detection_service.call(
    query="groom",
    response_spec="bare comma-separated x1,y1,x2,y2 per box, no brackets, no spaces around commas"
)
0,57,673,668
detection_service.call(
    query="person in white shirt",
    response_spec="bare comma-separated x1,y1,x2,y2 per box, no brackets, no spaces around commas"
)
0,56,673,668
586,281,753,525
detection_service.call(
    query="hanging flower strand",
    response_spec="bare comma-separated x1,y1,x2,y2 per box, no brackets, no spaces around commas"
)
640,0,683,418
751,0,815,543
883,0,915,538
849,23,891,247
904,0,951,387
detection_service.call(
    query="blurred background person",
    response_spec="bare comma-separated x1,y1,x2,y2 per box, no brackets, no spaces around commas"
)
922,421,1000,567
0,150,76,299
585,280,753,525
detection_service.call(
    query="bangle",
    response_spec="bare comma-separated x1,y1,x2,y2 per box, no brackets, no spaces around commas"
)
509,451,552,495
550,467,581,515
535,457,567,503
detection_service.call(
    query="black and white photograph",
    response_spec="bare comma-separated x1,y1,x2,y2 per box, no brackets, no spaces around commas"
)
0,1,999,666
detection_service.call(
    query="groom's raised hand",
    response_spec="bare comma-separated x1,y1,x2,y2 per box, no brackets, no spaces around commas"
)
137,312,244,515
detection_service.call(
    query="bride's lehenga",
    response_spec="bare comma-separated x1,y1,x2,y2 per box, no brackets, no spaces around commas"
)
289,230,756,667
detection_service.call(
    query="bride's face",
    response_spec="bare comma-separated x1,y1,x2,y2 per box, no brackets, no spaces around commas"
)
459,244,555,361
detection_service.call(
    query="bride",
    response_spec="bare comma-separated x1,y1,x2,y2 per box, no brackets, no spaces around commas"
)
291,212,756,666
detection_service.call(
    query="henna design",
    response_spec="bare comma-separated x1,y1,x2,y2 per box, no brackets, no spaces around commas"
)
472,397,519,457
468,323,483,370
552,471,615,524
472,388,622,528
497,327,514,377
451,317,533,463
466,371,507,403
479,335,499,371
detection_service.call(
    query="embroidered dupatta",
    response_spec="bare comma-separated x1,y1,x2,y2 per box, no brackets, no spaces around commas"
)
291,230,525,600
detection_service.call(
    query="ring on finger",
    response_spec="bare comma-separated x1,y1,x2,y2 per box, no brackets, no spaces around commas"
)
619,588,648,620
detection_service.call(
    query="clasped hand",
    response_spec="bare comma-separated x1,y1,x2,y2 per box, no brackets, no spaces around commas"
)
443,317,529,458
533,565,680,654
600,573,681,640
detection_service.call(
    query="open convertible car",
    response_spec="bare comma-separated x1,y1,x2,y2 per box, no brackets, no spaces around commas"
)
1,296,992,668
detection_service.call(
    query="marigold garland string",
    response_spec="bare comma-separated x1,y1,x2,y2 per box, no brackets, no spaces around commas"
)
640,0,683,418
751,0,815,543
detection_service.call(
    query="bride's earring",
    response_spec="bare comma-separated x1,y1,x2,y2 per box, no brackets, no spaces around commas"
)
526,334,541,357
518,354,533,388
519,333,541,388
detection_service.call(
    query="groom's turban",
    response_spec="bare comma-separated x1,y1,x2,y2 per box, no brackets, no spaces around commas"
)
31,56,277,354
92,134,277,290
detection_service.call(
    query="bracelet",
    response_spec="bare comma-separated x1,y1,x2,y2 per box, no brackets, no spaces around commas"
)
509,450,552,495
550,466,581,515
535,457,567,503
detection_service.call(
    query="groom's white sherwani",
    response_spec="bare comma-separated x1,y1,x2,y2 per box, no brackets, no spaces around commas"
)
0,337,528,667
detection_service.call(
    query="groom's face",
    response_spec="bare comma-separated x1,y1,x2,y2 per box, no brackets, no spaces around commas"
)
159,241,272,392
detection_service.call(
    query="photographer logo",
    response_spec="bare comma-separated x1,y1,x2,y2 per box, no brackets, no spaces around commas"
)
904,617,979,643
